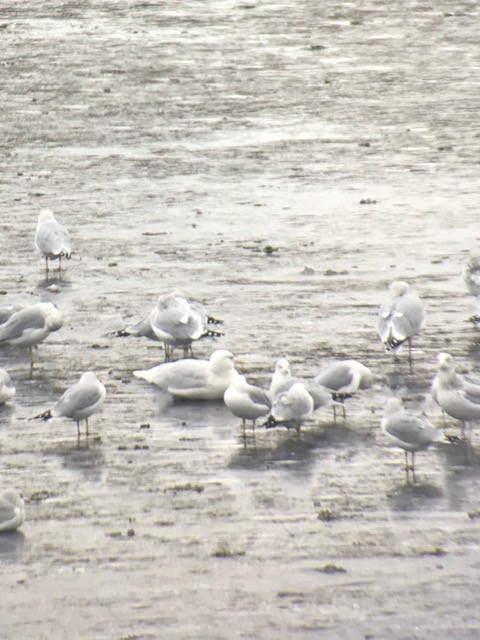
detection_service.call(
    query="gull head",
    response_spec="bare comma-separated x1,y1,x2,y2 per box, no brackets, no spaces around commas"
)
436,352,454,371
209,350,236,374
37,302,63,331
383,397,403,417
274,358,291,376
79,371,101,385
38,209,56,224
389,281,410,297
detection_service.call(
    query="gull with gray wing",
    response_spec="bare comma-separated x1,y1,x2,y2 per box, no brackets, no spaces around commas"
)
35,371,106,439
377,281,424,371
224,371,271,432
381,397,445,484
0,302,62,374
35,209,71,274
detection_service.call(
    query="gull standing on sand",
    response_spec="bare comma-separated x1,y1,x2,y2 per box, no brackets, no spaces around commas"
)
0,302,62,374
0,489,25,533
377,281,425,371
265,382,314,434
116,293,223,358
148,293,222,361
314,359,372,421
463,256,480,326
35,209,72,273
433,353,480,445
224,371,271,432
269,357,332,415
134,349,236,400
381,398,445,484
35,371,106,439
0,368,16,404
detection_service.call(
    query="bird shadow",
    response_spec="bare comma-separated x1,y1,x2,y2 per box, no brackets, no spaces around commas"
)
0,530,26,562
36,272,72,289
386,482,444,512
153,395,234,430
228,419,373,477
42,438,105,482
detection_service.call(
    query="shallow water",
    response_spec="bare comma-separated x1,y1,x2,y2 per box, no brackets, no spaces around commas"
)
1,1,480,638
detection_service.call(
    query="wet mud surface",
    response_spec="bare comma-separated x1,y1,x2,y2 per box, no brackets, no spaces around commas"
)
1,1,480,638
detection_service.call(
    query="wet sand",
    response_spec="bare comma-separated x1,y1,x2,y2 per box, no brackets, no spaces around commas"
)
1,1,480,638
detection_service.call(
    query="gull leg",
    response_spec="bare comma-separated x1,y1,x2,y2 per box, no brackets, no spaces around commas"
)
411,452,416,484
76,420,81,440
408,338,413,373
85,418,89,437
342,401,347,421
29,346,34,377
45,256,49,275
404,450,410,484
332,404,337,424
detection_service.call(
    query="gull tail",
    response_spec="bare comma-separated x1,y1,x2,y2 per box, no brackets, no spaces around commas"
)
444,434,463,445
202,329,224,339
468,314,480,327
207,316,224,325
112,328,130,337
33,409,52,421
384,336,406,352
331,392,353,402
263,415,279,429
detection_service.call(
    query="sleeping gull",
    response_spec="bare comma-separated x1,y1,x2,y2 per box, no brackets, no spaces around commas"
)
0,368,16,404
377,281,425,371
381,397,445,484
264,382,314,434
224,371,271,432
463,256,480,326
433,352,480,445
134,349,236,400
116,292,223,360
35,209,72,274
35,371,106,439
0,302,62,374
269,357,332,416
0,489,25,533
314,359,372,421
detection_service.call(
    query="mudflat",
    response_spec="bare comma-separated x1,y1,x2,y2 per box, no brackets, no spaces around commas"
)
1,2,480,639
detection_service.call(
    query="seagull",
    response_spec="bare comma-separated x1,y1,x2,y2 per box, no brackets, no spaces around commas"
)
116,292,223,360
35,371,106,439
269,357,332,416
35,209,72,274
0,368,15,404
433,353,480,445
0,302,63,374
463,256,480,326
377,281,425,371
134,349,236,400
314,359,372,421
0,489,25,533
381,398,445,484
264,382,314,434
224,371,271,432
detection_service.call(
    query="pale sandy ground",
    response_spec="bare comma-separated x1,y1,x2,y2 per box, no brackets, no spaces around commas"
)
1,1,480,639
